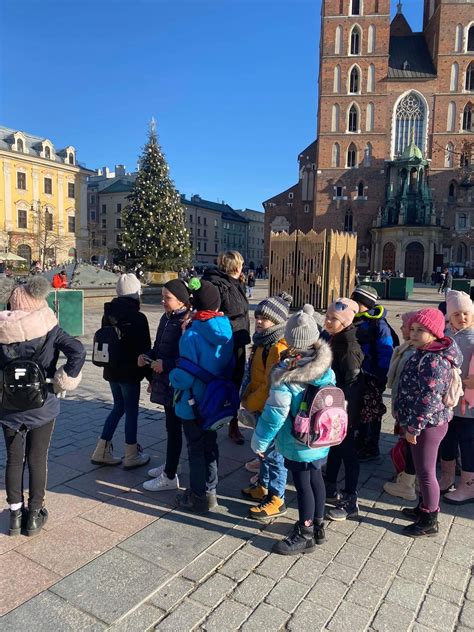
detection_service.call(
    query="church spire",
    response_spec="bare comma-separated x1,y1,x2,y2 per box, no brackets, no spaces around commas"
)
397,1,403,13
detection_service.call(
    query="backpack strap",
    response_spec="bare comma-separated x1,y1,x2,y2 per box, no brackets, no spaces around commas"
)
175,357,217,384
30,336,48,363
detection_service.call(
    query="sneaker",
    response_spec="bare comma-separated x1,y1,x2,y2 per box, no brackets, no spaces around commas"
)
248,495,287,522
327,493,359,521
241,482,268,501
325,483,342,506
176,489,208,514
148,463,181,479
245,458,261,473
143,472,179,492
272,522,315,555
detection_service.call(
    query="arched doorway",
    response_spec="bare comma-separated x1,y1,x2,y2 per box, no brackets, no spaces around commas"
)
382,242,396,272
405,242,424,281
17,244,31,266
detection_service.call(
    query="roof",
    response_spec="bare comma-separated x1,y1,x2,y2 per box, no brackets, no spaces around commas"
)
99,179,135,195
388,33,437,79
182,195,249,223
401,141,423,161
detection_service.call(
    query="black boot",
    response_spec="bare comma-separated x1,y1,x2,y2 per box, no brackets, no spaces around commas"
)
401,497,422,519
9,508,26,537
272,521,316,556
403,510,438,538
313,519,326,545
26,507,48,537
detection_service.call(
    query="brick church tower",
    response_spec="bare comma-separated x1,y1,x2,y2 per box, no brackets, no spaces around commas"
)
312,0,474,280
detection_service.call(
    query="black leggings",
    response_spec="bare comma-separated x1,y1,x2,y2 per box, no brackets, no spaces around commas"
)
164,405,182,479
3,420,55,510
405,439,416,475
288,463,326,523
326,430,360,495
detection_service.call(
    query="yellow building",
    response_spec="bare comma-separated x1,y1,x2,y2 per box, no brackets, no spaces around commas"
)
0,127,93,266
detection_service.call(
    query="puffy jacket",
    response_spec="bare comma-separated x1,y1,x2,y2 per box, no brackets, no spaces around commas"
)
169,314,234,420
242,339,288,413
387,341,416,416
52,274,68,289
148,308,188,407
251,340,335,463
101,297,151,383
353,305,394,384
394,336,462,435
202,267,250,348
446,326,474,419
0,306,86,431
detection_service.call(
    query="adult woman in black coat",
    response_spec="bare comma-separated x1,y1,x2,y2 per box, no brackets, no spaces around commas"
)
203,251,250,444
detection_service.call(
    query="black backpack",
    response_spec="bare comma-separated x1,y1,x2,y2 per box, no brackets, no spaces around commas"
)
0,337,49,411
92,325,123,367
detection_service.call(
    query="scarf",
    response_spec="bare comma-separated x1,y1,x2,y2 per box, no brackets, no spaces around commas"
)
252,323,286,349
192,310,224,322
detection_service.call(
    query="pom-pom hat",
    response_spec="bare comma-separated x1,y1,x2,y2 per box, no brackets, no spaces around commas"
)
255,292,292,324
410,308,445,340
9,276,51,312
285,304,320,350
188,277,221,311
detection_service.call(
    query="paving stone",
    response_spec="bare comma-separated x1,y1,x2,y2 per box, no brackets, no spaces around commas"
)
449,523,474,547
417,595,461,631
218,550,258,581
0,590,106,631
208,534,247,559
428,581,464,605
306,576,348,611
109,603,164,631
334,543,370,570
371,536,411,566
155,598,209,631
322,561,359,585
181,553,222,582
148,576,195,612
241,602,289,631
287,599,332,631
345,580,385,610
327,600,373,632
409,538,442,563
372,602,415,631
265,577,308,613
190,573,236,608
50,548,169,624
286,555,326,586
347,526,383,550
384,576,427,611
320,530,348,555
397,556,434,585
432,559,470,592
202,599,252,631
466,577,474,601
255,553,297,581
459,600,474,628
232,572,275,607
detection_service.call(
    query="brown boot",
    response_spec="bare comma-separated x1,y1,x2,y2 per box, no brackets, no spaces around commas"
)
123,443,150,469
91,439,122,466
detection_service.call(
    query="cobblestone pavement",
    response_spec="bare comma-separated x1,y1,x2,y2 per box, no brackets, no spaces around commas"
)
1,282,473,630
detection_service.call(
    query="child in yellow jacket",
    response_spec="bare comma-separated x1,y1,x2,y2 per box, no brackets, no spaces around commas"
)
240,293,291,521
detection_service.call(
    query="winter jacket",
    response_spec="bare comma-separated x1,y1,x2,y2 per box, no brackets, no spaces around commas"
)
387,341,416,416
241,339,288,413
148,308,188,407
446,326,474,419
394,337,462,436
169,314,234,420
441,272,453,292
202,267,250,349
327,325,364,426
0,306,86,431
251,340,336,463
52,274,68,289
101,297,151,384
353,305,394,385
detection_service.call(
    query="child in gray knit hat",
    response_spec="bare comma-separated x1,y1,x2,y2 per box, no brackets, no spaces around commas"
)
251,304,336,555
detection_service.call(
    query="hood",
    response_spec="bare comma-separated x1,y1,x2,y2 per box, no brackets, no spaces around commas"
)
448,326,474,344
104,296,140,320
422,336,463,368
330,325,358,346
355,305,387,320
190,314,233,345
0,306,57,344
272,339,333,386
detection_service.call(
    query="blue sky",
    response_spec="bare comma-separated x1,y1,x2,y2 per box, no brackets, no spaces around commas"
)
0,0,422,211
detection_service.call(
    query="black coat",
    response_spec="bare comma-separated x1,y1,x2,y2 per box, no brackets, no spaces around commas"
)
202,268,250,348
149,309,187,406
102,297,151,383
328,326,364,427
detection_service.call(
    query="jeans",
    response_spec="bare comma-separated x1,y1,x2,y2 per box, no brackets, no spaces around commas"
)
183,420,218,497
286,460,326,522
164,405,183,478
326,430,360,495
3,420,55,510
259,443,287,499
101,382,141,445
411,423,448,512
441,416,474,473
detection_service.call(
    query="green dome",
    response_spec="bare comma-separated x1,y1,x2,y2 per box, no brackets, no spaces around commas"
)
401,140,423,161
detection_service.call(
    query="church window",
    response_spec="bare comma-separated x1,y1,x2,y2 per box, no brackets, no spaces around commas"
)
351,0,360,16
334,65,341,92
331,104,340,131
347,143,357,168
374,0,379,12
367,64,375,92
468,25,474,52
366,102,374,131
447,101,457,132
458,214,467,230
394,92,426,155
445,142,455,168
364,142,372,166
350,26,361,55
344,209,353,231
455,24,463,53
349,66,360,93
348,104,359,132
463,103,473,131
450,63,459,92
332,143,341,167
368,25,375,53
335,26,343,54
466,62,474,91
357,182,364,197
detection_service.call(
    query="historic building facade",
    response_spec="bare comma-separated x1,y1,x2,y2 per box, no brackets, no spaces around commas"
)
0,127,91,265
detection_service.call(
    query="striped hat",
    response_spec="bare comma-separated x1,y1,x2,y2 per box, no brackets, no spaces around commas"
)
351,285,378,309
255,292,292,324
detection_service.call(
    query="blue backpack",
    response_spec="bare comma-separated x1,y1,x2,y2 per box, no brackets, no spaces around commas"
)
175,357,240,431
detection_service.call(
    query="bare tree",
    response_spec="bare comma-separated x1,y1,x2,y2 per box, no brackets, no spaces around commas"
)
31,202,62,268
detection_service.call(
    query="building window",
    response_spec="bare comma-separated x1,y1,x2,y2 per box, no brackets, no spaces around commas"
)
204,243,207,252
17,172,26,189
197,241,201,251
349,66,360,93
101,204,106,214
457,242,468,263
204,229,207,237
189,214,193,223
17,209,27,229
460,152,470,167
334,65,341,93
374,0,379,11
44,146,51,159
17,138,24,152
449,181,457,199
344,210,353,231
203,217,207,225
44,177,52,194
458,214,467,229
364,142,372,166
116,217,122,229
68,182,75,198
331,104,340,132
350,26,361,55
215,231,218,239
116,203,122,213
90,211,96,222
447,101,457,132
214,219,218,227
357,182,364,198
468,25,474,52
304,204,310,213
68,216,76,233
335,184,343,198
45,210,53,231
335,25,343,55
339,0,343,14
198,228,201,236
348,104,358,132
367,64,375,92
68,152,74,165
332,143,341,167
101,218,106,229
215,243,218,254
451,63,459,92
366,102,374,131
116,234,123,244
368,25,375,53
198,216,201,224
351,0,360,16
347,143,357,168
90,194,96,204
289,192,294,199
455,24,463,52
445,142,455,168
394,92,426,155
466,62,474,91
463,103,473,130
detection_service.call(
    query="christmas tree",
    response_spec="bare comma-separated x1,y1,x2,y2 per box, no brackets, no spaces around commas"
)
122,120,191,271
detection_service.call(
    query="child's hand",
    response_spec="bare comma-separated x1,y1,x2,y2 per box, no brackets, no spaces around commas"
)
405,433,417,445
137,354,147,367
151,360,163,373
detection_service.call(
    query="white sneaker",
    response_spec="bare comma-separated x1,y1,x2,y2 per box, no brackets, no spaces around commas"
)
147,463,181,478
143,472,179,492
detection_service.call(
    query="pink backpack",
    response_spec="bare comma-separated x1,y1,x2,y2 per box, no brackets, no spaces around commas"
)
291,385,348,449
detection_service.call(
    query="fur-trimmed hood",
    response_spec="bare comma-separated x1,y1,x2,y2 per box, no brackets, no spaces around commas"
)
0,306,57,344
271,338,333,386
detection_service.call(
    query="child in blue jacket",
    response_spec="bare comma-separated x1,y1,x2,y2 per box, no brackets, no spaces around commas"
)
251,305,336,555
170,279,234,515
